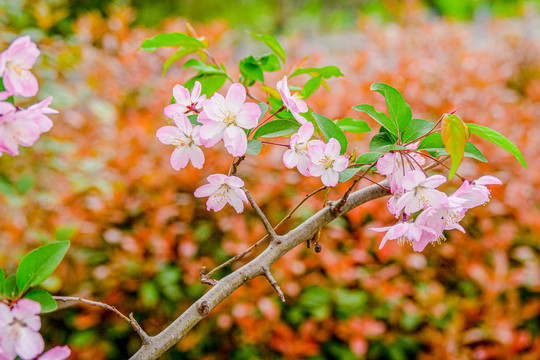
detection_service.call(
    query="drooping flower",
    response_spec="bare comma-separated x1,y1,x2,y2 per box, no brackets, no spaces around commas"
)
307,138,349,187
376,143,426,194
37,346,71,360
156,114,204,170
194,174,248,213
452,175,502,209
276,76,308,124
371,219,439,252
164,81,206,117
0,36,40,98
0,299,44,360
0,101,41,157
282,122,323,176
198,83,261,156
395,170,448,215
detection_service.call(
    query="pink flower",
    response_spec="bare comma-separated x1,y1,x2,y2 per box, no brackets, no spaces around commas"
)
0,299,44,360
282,122,323,176
156,114,204,170
452,175,502,209
395,170,447,215
0,101,41,157
371,220,439,252
376,144,425,194
164,81,206,117
0,36,40,98
307,138,349,187
198,83,260,156
16,97,57,133
276,76,308,124
37,346,71,360
194,174,248,213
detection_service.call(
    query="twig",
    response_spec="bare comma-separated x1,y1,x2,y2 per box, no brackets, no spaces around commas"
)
251,106,286,135
261,141,288,147
242,187,279,243
200,267,217,286
53,296,150,344
262,267,285,302
231,156,245,176
333,162,379,213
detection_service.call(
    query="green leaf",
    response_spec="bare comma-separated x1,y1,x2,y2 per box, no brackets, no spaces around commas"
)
467,123,527,168
300,75,321,99
370,133,405,152
183,59,225,76
290,66,344,79
313,113,348,154
259,54,281,72
24,290,57,313
419,133,487,162
0,267,4,292
17,241,70,294
188,114,201,126
401,119,434,143
370,83,412,136
339,168,361,182
162,47,199,75
254,120,300,139
184,74,227,97
353,104,397,135
257,103,268,123
246,139,262,155
336,117,371,133
250,32,286,63
239,56,264,83
141,33,204,52
3,274,18,299
355,152,383,164
441,114,470,179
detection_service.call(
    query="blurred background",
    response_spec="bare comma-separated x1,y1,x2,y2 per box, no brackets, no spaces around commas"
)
0,0,539,359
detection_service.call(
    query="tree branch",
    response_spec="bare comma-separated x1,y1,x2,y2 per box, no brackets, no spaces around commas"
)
242,187,280,242
262,266,285,302
129,181,389,359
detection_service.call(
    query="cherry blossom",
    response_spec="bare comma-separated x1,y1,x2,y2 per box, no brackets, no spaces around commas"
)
0,36,40,98
0,101,42,157
16,97,57,133
371,219,439,252
194,174,248,213
276,76,308,124
37,346,71,360
156,114,204,170
307,138,349,187
282,122,323,176
395,170,447,215
164,81,206,117
452,175,502,209
198,83,261,156
376,143,425,193
0,299,44,360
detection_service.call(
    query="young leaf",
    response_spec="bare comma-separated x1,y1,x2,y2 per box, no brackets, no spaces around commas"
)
313,113,348,153
336,118,371,133
441,114,470,179
17,241,70,294
301,75,321,99
3,274,18,299
401,119,434,143
419,133,487,162
162,47,199,75
250,32,286,63
183,59,225,76
352,104,397,135
141,33,204,52
239,56,264,83
370,133,405,152
370,83,412,136
253,120,300,139
290,66,344,79
259,54,281,72
24,290,57,313
467,123,527,168
246,139,262,155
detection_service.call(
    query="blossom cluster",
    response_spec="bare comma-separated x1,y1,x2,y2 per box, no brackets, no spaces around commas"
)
371,145,501,252
157,76,350,213
0,299,70,360
0,36,57,157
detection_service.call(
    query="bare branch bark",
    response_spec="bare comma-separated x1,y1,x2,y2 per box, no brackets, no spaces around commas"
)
262,266,285,302
242,187,279,242
129,181,389,359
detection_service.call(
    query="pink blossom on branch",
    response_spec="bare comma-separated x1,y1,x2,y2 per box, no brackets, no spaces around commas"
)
198,83,261,156
395,170,447,215
452,175,502,209
371,220,439,252
37,346,71,360
308,138,349,187
0,36,40,98
276,76,308,124
0,101,41,157
0,299,44,360
376,143,425,194
164,81,206,117
282,122,323,177
194,174,248,213
156,114,204,170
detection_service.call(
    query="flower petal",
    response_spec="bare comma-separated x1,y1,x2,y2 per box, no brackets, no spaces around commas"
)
226,83,246,113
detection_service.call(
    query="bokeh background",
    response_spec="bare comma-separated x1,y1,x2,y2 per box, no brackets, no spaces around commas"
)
1,0,539,359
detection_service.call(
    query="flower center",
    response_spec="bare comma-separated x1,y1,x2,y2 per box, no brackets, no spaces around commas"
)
222,111,237,125
9,63,26,76
291,92,303,101
319,155,335,170
213,185,229,203
294,141,308,154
